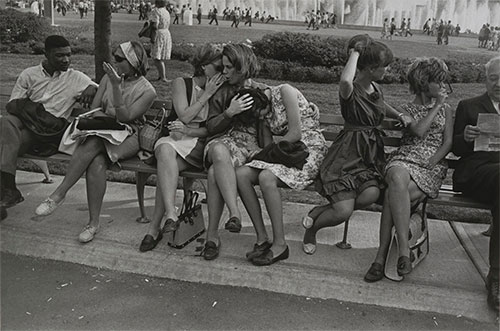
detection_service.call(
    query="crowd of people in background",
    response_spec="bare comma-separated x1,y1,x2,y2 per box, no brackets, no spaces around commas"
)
304,10,337,30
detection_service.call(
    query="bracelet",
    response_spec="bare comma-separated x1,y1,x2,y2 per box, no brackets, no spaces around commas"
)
398,113,404,118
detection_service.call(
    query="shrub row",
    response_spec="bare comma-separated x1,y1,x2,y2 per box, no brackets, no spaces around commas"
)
0,9,484,84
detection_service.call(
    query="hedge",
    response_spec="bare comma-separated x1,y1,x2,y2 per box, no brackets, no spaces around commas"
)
0,10,485,84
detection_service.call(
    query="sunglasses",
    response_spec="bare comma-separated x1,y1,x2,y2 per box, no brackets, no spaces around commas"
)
114,54,127,63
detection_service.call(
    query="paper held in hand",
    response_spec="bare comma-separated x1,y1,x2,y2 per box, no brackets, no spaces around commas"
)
474,113,500,152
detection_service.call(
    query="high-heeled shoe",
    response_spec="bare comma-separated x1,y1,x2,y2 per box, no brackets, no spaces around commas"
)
252,246,289,266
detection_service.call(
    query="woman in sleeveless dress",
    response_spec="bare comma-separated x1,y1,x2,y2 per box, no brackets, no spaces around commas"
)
35,41,156,243
139,44,225,252
364,57,453,281
236,85,328,265
302,35,412,255
150,0,172,82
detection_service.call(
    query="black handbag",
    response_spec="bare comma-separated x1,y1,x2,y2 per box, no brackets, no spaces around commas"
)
252,140,310,170
167,191,206,249
138,21,153,39
77,116,126,131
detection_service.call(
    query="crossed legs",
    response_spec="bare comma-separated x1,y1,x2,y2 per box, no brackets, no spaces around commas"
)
205,143,241,246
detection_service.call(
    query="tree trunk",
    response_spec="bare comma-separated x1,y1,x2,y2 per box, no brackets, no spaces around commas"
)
94,0,111,82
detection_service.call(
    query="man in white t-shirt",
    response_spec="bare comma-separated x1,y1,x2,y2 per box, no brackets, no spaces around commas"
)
0,35,97,209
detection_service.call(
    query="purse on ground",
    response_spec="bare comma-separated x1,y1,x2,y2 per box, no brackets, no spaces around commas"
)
384,199,430,282
168,191,206,249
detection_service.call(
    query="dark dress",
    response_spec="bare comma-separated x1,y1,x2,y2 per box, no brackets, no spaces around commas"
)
316,82,386,203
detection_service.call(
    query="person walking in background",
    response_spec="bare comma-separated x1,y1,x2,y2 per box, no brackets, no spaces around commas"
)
302,35,412,257
406,18,413,37
197,4,202,24
180,4,186,24
172,4,180,24
389,18,396,40
437,20,444,45
364,57,453,282
209,5,218,25
423,18,431,35
34,41,156,244
150,0,172,82
452,56,499,312
244,7,252,27
139,44,225,252
443,20,451,45
381,18,389,39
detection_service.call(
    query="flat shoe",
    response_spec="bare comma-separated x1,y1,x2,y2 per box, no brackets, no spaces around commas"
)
35,197,65,216
42,178,54,184
79,225,99,243
302,215,314,229
224,216,242,233
1,188,24,209
364,262,384,282
246,241,272,260
201,240,220,260
397,256,413,276
139,232,163,252
252,246,289,266
302,242,316,255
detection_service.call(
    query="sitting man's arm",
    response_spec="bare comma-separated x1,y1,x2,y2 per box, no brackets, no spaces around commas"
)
77,84,98,109
452,100,480,157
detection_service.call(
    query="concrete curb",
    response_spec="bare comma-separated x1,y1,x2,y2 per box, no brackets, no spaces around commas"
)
0,221,493,323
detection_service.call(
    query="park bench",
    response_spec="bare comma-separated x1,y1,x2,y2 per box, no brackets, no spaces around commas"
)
0,93,491,248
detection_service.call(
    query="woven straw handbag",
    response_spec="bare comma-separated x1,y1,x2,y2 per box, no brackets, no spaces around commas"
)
138,107,166,153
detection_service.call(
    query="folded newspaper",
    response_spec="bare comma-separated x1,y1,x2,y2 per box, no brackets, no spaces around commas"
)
474,113,500,152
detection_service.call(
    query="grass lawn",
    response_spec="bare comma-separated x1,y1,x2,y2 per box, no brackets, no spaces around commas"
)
1,11,495,224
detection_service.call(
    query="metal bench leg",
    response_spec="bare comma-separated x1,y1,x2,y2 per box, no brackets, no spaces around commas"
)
336,220,352,249
135,171,153,223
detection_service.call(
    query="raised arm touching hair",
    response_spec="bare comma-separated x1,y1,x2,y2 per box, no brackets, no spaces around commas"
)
339,50,359,100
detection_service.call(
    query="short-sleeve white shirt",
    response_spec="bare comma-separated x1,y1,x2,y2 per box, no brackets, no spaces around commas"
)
9,64,97,119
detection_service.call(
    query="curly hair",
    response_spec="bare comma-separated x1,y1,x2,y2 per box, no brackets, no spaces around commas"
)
222,43,260,80
346,34,394,70
191,44,223,77
231,87,269,126
407,57,449,94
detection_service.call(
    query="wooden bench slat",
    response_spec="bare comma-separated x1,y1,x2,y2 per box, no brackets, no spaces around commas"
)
12,94,486,219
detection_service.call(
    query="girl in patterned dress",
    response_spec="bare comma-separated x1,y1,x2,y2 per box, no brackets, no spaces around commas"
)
303,35,412,256
150,0,172,82
200,44,265,260
236,85,328,266
139,44,225,252
364,57,453,281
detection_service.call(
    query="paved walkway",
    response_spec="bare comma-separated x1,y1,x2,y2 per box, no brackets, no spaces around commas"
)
0,171,496,323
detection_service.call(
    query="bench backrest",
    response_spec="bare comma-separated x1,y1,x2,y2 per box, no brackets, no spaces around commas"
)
0,93,455,168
